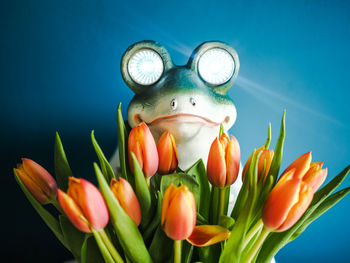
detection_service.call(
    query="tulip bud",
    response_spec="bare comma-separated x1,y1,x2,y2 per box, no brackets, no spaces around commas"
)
242,147,274,182
157,131,178,175
161,184,196,240
15,158,57,204
207,134,240,187
110,177,141,226
128,122,159,178
58,177,109,233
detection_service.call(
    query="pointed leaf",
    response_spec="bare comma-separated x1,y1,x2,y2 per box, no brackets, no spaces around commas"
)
117,103,129,180
54,132,73,191
264,123,272,149
81,234,105,263
91,228,115,263
94,163,153,263
91,131,116,183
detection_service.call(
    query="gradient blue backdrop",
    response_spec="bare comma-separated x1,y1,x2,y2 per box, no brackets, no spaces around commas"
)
1,0,349,262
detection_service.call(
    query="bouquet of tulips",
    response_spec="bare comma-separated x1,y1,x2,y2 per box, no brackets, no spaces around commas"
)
14,104,350,263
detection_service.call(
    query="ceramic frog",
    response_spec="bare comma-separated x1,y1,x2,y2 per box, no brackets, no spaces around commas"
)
111,40,240,173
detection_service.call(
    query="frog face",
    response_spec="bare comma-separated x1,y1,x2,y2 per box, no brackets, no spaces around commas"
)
121,40,240,147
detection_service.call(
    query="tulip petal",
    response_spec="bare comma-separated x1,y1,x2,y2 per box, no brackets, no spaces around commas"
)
303,163,327,192
262,169,301,231
207,137,227,187
187,225,231,247
157,132,174,174
282,152,312,179
139,122,159,177
161,184,177,226
277,182,313,231
57,189,91,233
225,135,240,185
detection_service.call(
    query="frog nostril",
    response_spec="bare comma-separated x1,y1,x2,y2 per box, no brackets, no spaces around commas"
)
170,99,177,110
190,97,196,107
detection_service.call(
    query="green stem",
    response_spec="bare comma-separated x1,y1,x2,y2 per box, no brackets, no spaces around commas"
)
98,229,125,263
243,227,270,263
174,240,182,263
217,187,226,223
243,219,264,249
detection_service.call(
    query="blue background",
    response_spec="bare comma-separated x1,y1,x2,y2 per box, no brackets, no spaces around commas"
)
1,0,349,262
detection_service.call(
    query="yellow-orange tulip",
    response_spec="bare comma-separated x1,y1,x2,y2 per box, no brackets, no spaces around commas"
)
128,122,159,178
110,177,142,226
207,134,240,187
262,152,327,232
157,131,178,175
161,184,196,240
187,225,231,247
58,177,109,233
15,158,57,204
242,147,274,182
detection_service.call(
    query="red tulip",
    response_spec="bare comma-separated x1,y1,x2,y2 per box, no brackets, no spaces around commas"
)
242,147,274,182
262,152,327,232
207,134,240,187
15,158,57,204
128,122,159,178
157,131,178,174
187,225,231,247
110,177,142,226
58,177,109,233
161,184,196,240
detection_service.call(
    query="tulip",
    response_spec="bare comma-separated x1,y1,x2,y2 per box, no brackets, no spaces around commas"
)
242,146,274,182
58,177,109,233
128,122,159,178
262,152,327,232
15,158,57,204
207,133,240,188
187,225,231,247
110,177,142,226
157,131,178,174
161,184,196,240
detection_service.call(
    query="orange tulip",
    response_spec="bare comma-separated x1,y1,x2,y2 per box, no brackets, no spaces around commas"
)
58,177,109,233
262,152,327,232
187,225,231,247
242,147,274,182
157,131,178,174
110,177,142,226
161,184,196,240
15,158,57,204
207,134,240,187
128,122,159,178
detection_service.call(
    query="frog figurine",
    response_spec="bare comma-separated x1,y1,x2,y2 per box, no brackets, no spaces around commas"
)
110,40,242,207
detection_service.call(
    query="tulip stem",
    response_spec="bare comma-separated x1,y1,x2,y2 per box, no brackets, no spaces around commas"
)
243,227,270,263
98,229,125,263
243,219,263,249
174,240,182,263
217,187,226,223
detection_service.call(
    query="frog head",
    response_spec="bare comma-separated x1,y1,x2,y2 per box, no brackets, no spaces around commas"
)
121,40,240,169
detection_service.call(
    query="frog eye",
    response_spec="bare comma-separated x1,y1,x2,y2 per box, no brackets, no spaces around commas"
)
127,49,164,85
197,48,235,85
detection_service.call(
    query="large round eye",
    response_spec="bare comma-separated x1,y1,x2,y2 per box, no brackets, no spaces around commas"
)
198,48,235,85
127,49,164,85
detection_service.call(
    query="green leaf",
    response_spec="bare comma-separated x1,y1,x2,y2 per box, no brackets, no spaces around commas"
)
149,226,173,263
91,131,116,183
186,159,211,220
94,163,153,263
91,228,115,263
257,165,350,263
290,186,350,241
160,172,200,210
197,213,209,225
209,186,219,224
131,152,153,228
81,234,105,263
14,170,68,249
143,191,163,242
264,123,271,149
219,124,224,137
59,215,86,262
269,110,286,185
182,241,193,263
54,132,73,191
117,103,129,181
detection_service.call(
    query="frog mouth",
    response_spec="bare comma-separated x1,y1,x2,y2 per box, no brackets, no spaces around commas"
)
138,114,227,127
